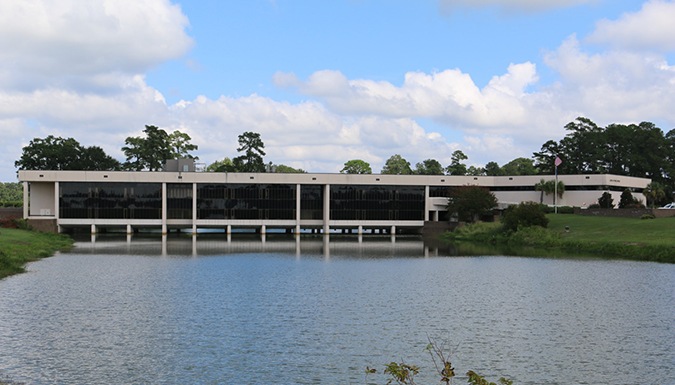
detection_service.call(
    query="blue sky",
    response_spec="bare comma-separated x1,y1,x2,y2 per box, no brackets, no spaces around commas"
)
2,0,675,181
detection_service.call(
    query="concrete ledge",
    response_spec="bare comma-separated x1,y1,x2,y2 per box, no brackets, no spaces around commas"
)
574,208,675,218
422,221,459,236
0,207,22,220
26,218,58,232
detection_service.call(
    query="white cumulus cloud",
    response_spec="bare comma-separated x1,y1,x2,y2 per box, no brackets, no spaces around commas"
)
587,0,675,52
275,63,541,133
544,35,675,123
0,0,193,92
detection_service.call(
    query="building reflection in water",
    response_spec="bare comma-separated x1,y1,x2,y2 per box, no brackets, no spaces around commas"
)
76,231,588,259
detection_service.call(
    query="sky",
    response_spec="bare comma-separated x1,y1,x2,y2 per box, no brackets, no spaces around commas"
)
2,0,675,182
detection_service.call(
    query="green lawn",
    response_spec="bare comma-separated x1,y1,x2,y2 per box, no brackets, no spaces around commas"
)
0,228,73,279
547,214,675,246
441,214,675,262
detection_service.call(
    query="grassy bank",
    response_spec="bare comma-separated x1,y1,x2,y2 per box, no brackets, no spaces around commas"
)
440,214,675,263
0,228,73,279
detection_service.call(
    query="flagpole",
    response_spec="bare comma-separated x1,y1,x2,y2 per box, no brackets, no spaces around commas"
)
555,163,558,214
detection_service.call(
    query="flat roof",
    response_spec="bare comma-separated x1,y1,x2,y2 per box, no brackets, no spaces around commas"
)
18,170,651,189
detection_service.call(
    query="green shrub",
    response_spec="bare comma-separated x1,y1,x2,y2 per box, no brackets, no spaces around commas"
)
558,206,575,214
641,214,655,220
0,201,22,207
447,185,498,223
598,191,614,209
618,188,644,209
588,203,601,209
501,201,549,232
538,204,552,214
507,225,560,247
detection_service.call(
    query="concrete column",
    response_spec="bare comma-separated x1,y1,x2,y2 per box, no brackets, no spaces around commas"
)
126,224,132,235
54,181,59,220
296,183,301,234
358,225,363,235
226,225,232,234
23,182,29,219
424,185,430,221
91,224,97,235
161,182,167,235
261,225,266,234
192,183,197,235
323,184,330,234
391,225,396,235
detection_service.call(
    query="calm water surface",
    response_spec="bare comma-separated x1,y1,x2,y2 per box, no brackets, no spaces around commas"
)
0,235,673,385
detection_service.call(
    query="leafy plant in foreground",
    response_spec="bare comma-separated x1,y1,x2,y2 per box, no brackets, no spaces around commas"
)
366,337,514,385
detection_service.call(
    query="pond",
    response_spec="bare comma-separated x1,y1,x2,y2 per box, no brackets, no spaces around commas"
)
0,234,673,384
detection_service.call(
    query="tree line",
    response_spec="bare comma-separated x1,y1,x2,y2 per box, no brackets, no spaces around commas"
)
342,151,538,176
13,117,675,204
14,126,304,174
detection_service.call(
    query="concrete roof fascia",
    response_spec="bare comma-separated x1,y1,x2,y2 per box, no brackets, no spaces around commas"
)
16,170,651,189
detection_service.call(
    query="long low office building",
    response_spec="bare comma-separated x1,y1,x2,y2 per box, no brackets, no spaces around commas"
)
18,169,650,234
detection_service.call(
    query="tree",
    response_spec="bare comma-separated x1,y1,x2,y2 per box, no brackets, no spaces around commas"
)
618,188,643,209
415,159,444,175
78,146,122,171
0,182,23,201
533,140,562,175
501,157,537,176
341,159,372,174
484,161,503,176
598,191,614,209
534,179,548,205
445,150,468,176
206,158,236,172
466,165,486,176
535,179,565,205
122,126,198,171
269,163,307,173
233,132,266,172
168,130,199,160
381,154,412,175
559,117,606,174
501,201,549,232
122,125,171,171
446,185,498,223
644,181,666,208
15,135,120,171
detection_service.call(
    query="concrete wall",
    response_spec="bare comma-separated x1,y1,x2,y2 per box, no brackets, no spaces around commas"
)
27,218,58,232
18,170,651,191
574,208,675,219
422,221,457,236
0,207,22,220
29,182,55,216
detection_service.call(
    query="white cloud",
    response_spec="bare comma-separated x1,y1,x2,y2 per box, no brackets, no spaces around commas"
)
275,63,541,133
5,0,675,182
544,35,675,123
171,95,463,173
439,0,599,12
587,0,675,52
0,0,193,92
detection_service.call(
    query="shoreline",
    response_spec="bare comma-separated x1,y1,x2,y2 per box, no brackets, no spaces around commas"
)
439,214,675,263
0,228,74,280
